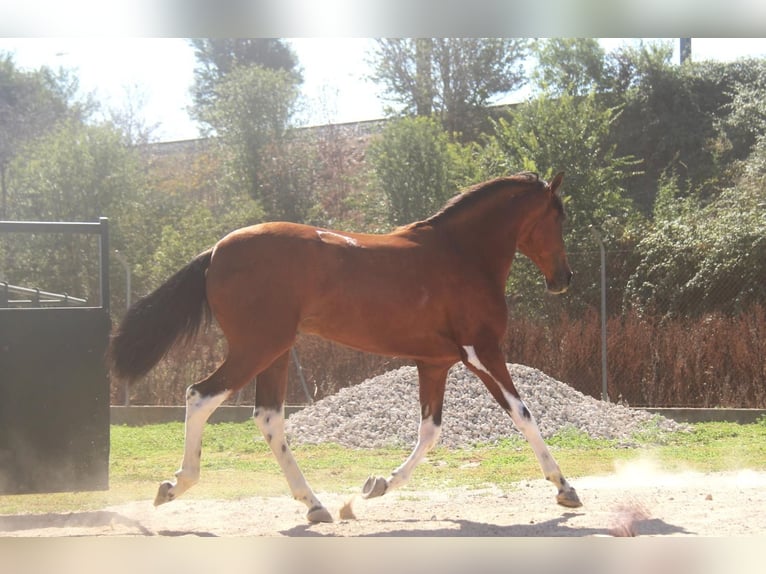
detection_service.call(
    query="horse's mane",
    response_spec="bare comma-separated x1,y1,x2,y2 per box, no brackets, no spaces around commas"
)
419,171,547,227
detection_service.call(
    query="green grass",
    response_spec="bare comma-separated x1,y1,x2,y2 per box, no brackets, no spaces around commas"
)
2,417,765,515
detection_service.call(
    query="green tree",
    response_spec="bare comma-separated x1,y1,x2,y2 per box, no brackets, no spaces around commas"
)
0,54,83,218
718,58,766,162
601,42,742,214
369,38,529,139
256,137,319,223
368,115,468,226
369,117,472,225
3,119,147,309
190,38,301,122
481,92,639,240
529,40,764,216
624,82,766,318
478,91,639,315
532,38,607,96
146,203,254,287
197,64,303,221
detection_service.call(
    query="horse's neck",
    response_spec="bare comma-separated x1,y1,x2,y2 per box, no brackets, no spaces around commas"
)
435,195,530,281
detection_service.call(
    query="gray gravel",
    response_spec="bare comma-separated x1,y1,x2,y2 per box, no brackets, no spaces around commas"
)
285,363,686,448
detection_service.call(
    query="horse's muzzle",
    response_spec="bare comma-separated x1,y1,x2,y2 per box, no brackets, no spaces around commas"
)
546,268,573,295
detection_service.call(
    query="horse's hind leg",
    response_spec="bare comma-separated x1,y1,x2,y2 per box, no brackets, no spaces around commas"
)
362,361,450,499
154,357,254,506
254,350,332,523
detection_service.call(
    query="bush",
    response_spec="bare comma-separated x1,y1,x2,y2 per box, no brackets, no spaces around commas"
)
368,115,466,226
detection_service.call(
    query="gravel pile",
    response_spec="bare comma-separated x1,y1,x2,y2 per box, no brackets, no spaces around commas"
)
285,363,686,448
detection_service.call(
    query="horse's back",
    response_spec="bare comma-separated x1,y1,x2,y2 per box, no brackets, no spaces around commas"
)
205,221,417,311
203,221,462,359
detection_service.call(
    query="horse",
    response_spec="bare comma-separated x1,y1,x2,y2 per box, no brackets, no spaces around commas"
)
108,171,581,523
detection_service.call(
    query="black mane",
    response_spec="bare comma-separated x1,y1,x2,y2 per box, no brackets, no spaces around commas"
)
423,172,547,225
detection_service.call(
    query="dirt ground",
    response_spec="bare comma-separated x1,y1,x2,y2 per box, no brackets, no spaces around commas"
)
2,461,765,537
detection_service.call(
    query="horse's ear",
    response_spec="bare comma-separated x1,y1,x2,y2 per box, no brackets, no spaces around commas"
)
549,172,564,195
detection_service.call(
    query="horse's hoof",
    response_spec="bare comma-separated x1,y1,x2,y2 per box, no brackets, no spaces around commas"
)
362,475,388,499
154,480,176,507
307,505,333,523
557,487,582,508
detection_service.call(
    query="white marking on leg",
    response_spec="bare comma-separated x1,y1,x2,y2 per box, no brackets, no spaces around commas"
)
387,416,441,491
171,388,231,497
463,345,491,375
254,407,325,513
498,388,560,475
463,345,575,498
316,230,359,247
497,386,575,498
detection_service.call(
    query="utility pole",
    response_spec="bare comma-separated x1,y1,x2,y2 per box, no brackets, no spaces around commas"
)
680,38,692,64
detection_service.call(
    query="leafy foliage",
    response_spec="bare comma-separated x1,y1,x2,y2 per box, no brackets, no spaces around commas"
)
147,206,218,287
606,46,746,213
482,92,639,236
190,38,301,118
532,38,607,96
369,38,529,139
3,120,146,304
626,167,766,317
476,91,640,314
256,137,319,223
719,58,766,160
196,64,301,220
368,116,468,226
0,54,86,218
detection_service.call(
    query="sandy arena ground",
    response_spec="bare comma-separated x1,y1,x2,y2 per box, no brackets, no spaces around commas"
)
2,461,765,537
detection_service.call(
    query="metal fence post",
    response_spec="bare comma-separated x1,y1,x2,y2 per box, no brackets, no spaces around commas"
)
291,347,314,404
113,249,132,406
98,217,110,315
591,227,609,402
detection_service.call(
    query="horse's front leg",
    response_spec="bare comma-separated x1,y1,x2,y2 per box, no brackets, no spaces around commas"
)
255,351,333,523
362,361,450,499
461,343,582,508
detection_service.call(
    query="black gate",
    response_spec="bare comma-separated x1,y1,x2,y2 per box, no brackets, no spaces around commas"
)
0,219,111,494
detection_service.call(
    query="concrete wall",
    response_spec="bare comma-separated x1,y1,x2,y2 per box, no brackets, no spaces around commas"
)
642,408,766,425
110,405,766,426
110,405,305,426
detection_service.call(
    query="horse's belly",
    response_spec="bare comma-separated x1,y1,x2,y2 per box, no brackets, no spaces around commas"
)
298,302,456,361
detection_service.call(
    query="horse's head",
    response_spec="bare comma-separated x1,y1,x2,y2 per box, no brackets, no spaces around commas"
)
517,172,572,294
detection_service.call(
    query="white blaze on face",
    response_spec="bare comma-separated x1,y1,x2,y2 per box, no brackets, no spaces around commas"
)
316,230,359,247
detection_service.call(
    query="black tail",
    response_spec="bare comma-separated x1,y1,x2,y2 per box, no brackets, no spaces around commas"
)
108,249,213,382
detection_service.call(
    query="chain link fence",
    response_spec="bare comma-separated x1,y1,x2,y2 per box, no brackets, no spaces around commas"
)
4,223,755,409
115,247,765,409
503,249,766,408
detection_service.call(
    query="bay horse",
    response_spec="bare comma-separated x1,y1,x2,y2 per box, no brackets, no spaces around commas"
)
108,171,581,523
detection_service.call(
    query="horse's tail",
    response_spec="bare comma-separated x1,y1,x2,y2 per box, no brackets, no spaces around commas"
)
108,249,213,382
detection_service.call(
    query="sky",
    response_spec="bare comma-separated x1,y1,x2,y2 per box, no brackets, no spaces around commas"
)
1,37,765,142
